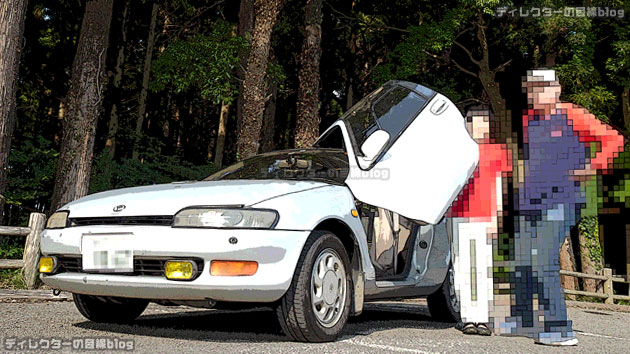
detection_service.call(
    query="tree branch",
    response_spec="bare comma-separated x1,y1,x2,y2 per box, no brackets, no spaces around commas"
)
454,27,473,39
491,58,512,75
422,50,440,60
452,59,478,78
453,40,480,66
325,2,409,33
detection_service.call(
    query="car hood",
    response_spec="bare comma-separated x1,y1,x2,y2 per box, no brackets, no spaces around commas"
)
61,180,329,218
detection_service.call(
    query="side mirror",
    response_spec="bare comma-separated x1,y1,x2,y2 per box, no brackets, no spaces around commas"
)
359,130,390,166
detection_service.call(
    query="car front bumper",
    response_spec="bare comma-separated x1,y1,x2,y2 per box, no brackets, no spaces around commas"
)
40,226,311,302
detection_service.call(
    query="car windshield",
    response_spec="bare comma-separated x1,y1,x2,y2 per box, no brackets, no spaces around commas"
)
204,149,349,185
342,81,435,156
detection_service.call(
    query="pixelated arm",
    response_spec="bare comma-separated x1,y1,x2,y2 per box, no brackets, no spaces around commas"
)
560,103,625,172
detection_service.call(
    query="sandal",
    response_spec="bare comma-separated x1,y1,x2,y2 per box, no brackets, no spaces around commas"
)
462,322,478,335
476,323,492,336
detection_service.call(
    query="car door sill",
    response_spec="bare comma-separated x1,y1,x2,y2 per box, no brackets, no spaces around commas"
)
375,279,415,288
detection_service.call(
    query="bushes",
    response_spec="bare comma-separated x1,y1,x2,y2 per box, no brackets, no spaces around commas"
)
89,152,217,194
3,136,218,226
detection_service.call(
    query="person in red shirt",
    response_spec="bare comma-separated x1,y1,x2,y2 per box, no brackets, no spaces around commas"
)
447,107,512,335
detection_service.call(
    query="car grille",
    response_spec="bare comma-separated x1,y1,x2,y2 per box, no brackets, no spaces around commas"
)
68,215,173,227
54,256,204,279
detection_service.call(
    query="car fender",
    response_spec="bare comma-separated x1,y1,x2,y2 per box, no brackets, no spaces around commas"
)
250,185,375,314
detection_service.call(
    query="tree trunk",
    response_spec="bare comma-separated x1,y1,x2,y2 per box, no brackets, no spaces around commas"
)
474,15,510,140
105,0,130,158
237,0,285,159
260,81,277,152
132,2,159,160
54,100,65,145
559,237,578,296
0,0,28,223
295,0,323,148
578,217,604,293
213,101,229,167
236,0,254,148
50,0,114,211
346,80,354,110
623,86,629,133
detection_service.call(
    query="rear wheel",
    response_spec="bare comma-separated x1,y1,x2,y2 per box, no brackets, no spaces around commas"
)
276,230,352,342
73,294,148,323
427,264,460,322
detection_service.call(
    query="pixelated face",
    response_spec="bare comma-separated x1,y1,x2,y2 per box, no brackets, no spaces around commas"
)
466,114,490,141
527,82,561,106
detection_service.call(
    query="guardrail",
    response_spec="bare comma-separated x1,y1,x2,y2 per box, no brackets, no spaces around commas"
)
560,268,630,305
0,213,46,289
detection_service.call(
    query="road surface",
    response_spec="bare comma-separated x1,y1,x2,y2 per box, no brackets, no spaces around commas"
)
1,298,628,353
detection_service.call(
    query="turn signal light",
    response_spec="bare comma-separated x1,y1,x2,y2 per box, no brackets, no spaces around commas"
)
39,257,56,274
210,260,258,276
164,261,195,280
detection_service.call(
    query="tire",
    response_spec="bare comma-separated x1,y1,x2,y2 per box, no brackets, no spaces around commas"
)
276,230,352,342
73,293,149,323
427,263,461,322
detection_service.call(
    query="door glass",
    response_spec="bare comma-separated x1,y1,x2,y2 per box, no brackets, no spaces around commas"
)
373,86,427,140
344,93,382,153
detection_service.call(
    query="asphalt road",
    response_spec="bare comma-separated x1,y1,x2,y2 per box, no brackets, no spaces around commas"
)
1,299,629,353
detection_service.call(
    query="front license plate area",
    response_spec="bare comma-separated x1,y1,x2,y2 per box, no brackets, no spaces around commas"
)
82,235,133,273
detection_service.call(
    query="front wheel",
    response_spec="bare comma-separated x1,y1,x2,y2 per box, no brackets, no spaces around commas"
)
427,264,460,322
276,230,352,342
73,294,148,323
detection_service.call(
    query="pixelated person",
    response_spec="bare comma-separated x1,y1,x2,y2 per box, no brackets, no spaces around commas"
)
504,69,624,345
447,108,512,335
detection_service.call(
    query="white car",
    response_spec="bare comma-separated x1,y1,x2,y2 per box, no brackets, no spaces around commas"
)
40,80,478,342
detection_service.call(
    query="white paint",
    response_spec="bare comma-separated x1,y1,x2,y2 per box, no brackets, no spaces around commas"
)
578,332,629,341
341,339,437,354
345,93,479,224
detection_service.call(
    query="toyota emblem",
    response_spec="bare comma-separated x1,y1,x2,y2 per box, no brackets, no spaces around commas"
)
113,205,126,212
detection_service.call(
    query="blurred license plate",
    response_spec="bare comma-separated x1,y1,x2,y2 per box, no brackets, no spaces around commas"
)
82,235,133,272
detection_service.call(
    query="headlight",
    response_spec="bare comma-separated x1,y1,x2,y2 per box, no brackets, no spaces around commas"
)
46,211,69,229
173,208,278,229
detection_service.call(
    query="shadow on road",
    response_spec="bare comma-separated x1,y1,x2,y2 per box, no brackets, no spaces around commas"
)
73,301,454,343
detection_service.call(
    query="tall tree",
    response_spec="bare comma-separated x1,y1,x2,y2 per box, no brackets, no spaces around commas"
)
0,0,29,222
294,0,323,148
236,0,254,127
105,0,130,158
133,2,159,159
50,0,114,211
237,0,285,159
151,21,246,166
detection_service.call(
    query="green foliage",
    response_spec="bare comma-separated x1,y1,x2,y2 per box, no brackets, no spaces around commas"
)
373,7,469,83
607,40,630,88
89,151,217,194
548,16,618,123
0,237,24,259
5,136,58,224
151,20,247,104
564,86,617,124
611,173,630,208
0,269,26,289
577,216,603,272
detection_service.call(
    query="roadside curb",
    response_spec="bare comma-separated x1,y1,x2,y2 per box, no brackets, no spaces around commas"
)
565,300,630,313
0,289,71,303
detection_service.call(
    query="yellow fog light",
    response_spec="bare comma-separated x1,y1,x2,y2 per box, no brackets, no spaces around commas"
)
164,261,196,280
39,257,56,274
